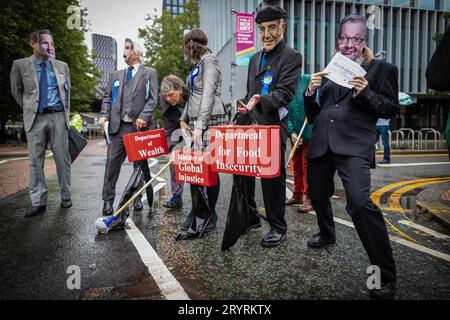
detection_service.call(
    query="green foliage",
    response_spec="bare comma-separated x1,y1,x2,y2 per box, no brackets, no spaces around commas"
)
0,0,99,139
139,0,199,127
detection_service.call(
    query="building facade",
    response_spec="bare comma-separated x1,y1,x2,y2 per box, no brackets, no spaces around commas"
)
164,0,187,16
92,34,118,99
200,0,450,132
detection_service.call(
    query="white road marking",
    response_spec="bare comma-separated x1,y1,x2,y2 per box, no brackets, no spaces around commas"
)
306,211,450,263
123,159,188,299
125,220,190,300
378,162,450,167
0,153,53,165
97,140,106,146
398,220,450,240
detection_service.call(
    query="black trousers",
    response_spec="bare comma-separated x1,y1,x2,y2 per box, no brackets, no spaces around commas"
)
102,122,151,201
243,143,287,234
307,149,396,283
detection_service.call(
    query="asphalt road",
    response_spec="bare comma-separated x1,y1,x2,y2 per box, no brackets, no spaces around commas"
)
0,140,449,300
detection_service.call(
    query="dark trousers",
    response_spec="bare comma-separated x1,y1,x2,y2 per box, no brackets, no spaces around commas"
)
244,144,287,234
307,150,396,283
102,122,151,201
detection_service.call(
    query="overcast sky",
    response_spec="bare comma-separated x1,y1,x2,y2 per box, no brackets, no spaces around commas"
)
82,0,162,69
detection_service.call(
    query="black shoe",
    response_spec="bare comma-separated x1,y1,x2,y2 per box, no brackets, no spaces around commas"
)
370,282,397,300
180,210,194,230
133,198,144,211
261,229,286,247
103,201,114,216
25,205,46,217
307,233,336,248
163,196,183,209
379,159,391,164
61,199,72,209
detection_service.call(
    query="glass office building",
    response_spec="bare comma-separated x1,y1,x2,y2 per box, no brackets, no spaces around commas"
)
200,0,450,131
92,34,118,99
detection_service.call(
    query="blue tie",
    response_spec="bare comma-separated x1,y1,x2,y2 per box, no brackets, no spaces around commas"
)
126,66,133,82
38,61,48,113
259,52,267,71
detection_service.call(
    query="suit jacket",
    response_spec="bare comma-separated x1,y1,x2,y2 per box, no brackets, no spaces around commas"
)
10,55,71,132
304,59,399,161
244,40,302,144
180,53,225,128
101,65,158,134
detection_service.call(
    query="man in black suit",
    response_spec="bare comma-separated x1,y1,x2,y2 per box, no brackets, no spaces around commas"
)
304,14,398,300
241,5,302,247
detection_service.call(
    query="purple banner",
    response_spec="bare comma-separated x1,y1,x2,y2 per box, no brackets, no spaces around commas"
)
236,13,255,66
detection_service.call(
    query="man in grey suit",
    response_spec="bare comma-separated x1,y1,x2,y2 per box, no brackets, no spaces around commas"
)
10,30,72,216
98,39,158,216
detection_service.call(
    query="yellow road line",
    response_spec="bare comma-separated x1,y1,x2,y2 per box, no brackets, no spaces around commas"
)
376,154,448,157
371,177,450,207
388,178,450,212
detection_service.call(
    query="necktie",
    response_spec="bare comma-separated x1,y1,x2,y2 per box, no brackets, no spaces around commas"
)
259,52,267,71
38,61,48,113
126,66,134,82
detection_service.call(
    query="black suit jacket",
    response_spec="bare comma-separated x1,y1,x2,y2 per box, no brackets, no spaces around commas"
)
304,59,399,161
245,40,302,144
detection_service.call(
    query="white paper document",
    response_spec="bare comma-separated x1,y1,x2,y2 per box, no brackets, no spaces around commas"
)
104,121,111,145
323,52,367,89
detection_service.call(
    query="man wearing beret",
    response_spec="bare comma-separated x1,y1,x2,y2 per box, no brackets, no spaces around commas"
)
240,5,302,247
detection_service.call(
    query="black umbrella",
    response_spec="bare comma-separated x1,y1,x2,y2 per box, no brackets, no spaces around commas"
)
175,184,212,240
68,126,88,163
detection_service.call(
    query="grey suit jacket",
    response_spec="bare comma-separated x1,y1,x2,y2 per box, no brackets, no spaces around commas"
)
101,65,158,134
10,55,71,132
180,53,225,129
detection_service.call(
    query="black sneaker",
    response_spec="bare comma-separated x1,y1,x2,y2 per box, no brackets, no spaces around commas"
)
163,196,183,209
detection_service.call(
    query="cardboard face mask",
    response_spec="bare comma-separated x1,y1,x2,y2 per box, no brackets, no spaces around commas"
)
39,33,56,59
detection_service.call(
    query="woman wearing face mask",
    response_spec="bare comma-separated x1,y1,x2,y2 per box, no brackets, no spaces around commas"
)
179,28,228,235
160,75,188,209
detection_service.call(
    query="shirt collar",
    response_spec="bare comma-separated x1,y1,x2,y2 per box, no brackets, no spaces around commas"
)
129,63,140,70
33,55,48,65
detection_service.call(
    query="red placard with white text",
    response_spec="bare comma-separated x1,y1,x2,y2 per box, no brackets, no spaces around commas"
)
174,150,218,187
209,125,280,178
123,129,169,162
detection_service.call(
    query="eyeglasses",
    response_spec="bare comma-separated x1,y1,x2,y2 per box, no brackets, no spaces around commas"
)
337,34,365,45
258,24,280,34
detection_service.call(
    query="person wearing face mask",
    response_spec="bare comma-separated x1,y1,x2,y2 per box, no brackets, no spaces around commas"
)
237,5,302,248
179,28,228,234
303,14,398,300
160,75,188,209
10,30,72,216
98,38,158,216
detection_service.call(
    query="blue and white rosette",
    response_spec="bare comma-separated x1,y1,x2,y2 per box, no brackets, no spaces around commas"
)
111,79,120,104
261,71,274,95
190,66,200,95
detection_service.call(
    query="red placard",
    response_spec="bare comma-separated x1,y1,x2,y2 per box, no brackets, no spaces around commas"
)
174,150,218,187
209,125,280,178
123,129,169,162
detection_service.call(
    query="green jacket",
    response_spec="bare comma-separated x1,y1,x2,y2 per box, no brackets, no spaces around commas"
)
288,74,312,144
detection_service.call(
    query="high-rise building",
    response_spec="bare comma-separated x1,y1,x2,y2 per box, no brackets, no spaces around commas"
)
163,0,186,16
200,0,450,132
92,34,118,99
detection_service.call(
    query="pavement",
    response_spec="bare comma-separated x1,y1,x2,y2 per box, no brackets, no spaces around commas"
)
0,140,449,300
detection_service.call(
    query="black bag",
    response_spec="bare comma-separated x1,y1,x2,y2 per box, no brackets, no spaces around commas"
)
68,126,88,163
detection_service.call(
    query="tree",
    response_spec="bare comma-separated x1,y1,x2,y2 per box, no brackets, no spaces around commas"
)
0,0,99,142
138,0,199,127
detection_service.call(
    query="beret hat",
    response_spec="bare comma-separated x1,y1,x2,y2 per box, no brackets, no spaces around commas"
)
255,5,287,24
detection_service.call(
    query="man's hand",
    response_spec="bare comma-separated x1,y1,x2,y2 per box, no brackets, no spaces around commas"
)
348,76,368,95
247,94,260,111
308,71,328,95
136,118,147,130
291,133,303,146
98,116,107,128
